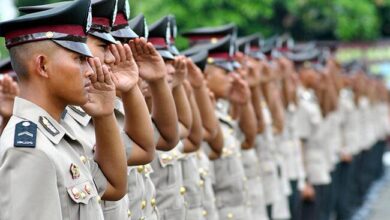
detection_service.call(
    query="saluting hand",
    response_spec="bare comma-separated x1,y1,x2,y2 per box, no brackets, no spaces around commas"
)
109,42,139,93
130,38,166,83
82,58,116,117
173,55,188,87
0,75,19,118
228,73,251,105
186,58,204,88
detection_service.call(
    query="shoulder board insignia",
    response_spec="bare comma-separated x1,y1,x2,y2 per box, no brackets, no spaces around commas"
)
14,121,37,148
69,106,87,117
39,116,60,136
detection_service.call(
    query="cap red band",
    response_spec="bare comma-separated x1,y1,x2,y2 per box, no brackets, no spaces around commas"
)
114,13,128,26
92,17,110,26
209,52,231,60
250,46,260,51
278,47,289,52
148,37,168,47
187,35,225,42
4,24,85,40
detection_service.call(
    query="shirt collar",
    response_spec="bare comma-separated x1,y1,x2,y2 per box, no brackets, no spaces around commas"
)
65,105,92,127
13,97,75,144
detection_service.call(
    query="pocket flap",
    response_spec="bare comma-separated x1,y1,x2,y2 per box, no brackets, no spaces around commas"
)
67,180,97,204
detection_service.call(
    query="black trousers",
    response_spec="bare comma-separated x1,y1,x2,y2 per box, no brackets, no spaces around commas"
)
289,180,302,220
334,161,353,220
301,184,327,220
267,204,273,220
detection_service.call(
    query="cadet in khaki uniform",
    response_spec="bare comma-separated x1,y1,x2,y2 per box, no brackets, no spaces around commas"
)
110,1,174,219
235,34,270,220
0,0,128,219
203,34,252,220
67,1,152,219
129,14,180,220
165,15,208,220
290,50,331,220
184,50,222,220
279,57,306,220
333,63,361,220
254,42,288,219
20,1,158,219
146,16,187,220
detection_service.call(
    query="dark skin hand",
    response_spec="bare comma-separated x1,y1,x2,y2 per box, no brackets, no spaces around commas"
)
0,75,19,135
109,42,155,165
83,58,127,201
131,38,179,150
228,73,257,149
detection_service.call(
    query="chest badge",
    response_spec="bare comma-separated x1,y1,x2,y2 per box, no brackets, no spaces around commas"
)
70,163,80,179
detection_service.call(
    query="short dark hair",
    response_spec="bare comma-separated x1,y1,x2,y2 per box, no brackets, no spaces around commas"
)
8,41,56,81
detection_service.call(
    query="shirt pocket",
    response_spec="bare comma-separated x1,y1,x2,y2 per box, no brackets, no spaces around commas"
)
66,179,98,204
152,154,180,189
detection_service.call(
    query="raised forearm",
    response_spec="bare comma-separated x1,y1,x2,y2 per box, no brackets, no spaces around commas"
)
184,93,203,153
93,114,127,200
193,84,218,141
239,101,257,149
173,84,192,139
251,85,265,134
122,85,155,164
207,124,224,160
149,78,179,147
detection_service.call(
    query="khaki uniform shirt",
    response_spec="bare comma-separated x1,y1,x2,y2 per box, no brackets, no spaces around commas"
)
282,103,306,189
197,145,219,220
150,138,186,220
0,97,106,220
213,99,249,220
338,89,360,156
296,87,331,185
181,152,204,220
62,100,130,220
255,101,282,205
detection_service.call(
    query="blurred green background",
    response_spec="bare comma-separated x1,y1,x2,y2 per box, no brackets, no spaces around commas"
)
2,0,390,59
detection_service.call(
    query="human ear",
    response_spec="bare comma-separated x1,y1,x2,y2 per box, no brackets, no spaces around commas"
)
35,55,50,78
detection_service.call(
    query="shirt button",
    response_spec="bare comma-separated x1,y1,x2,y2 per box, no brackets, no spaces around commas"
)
141,200,147,209
80,192,86,199
180,186,186,195
96,196,101,203
127,210,131,217
199,180,204,187
137,165,145,173
80,156,87,164
202,210,208,216
227,213,234,219
151,198,156,207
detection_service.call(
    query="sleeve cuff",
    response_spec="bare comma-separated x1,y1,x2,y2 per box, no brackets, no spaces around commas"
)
90,161,108,197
